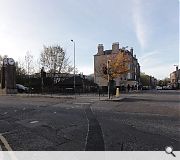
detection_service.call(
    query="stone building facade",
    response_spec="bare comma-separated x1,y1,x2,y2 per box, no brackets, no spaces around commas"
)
170,66,180,89
94,42,140,89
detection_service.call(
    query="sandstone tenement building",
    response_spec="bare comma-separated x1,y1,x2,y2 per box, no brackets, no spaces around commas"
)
94,42,140,89
170,66,180,89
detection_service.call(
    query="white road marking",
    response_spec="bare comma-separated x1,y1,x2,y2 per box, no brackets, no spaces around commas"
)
30,121,39,124
0,145,3,160
0,135,18,160
74,103,91,105
0,134,12,151
84,109,90,151
90,99,99,101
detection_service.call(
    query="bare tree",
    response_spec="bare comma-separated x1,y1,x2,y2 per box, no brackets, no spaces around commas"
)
40,45,74,93
24,51,35,91
40,45,73,75
16,59,26,76
0,55,3,68
0,55,3,84
25,51,34,75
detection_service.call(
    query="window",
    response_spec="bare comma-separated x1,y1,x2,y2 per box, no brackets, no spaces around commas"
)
127,73,131,79
128,63,131,70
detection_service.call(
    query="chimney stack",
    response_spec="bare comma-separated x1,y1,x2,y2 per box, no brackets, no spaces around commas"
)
112,42,119,54
130,47,133,55
97,44,104,55
176,66,178,72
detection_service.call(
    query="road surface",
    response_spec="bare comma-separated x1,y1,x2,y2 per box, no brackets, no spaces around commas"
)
0,91,179,151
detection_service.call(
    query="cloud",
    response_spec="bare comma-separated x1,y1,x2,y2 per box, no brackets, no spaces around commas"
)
132,0,148,49
78,65,93,75
142,64,175,80
139,50,159,60
138,50,175,79
139,50,162,70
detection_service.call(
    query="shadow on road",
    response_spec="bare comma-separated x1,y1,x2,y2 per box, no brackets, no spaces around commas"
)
117,98,180,103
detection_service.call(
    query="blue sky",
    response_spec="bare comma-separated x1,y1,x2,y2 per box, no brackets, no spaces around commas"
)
0,0,179,79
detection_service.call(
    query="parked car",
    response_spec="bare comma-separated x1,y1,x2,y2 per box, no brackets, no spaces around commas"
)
162,85,172,90
16,84,29,93
156,86,162,90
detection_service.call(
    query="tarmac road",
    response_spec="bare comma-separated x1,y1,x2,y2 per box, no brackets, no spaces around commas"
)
0,91,179,151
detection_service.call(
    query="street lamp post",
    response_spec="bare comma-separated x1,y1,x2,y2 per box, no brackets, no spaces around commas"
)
71,40,76,97
41,67,44,94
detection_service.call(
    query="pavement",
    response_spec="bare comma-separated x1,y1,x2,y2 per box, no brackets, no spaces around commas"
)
0,90,179,151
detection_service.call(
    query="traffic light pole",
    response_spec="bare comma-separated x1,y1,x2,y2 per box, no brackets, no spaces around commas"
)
107,60,110,99
108,74,110,99
41,67,45,94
